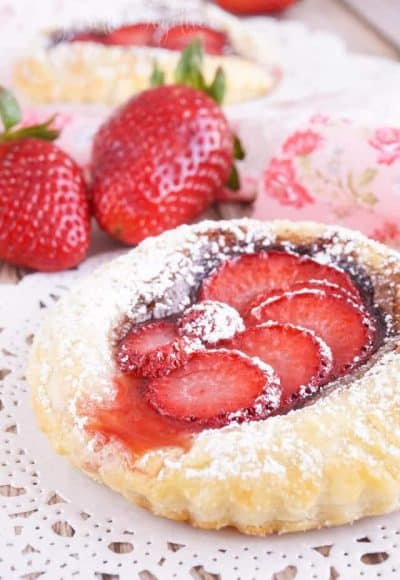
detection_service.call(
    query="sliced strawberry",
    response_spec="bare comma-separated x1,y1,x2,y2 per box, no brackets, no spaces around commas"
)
116,320,190,378
245,279,360,318
69,31,108,44
158,24,229,55
247,289,375,377
178,300,244,345
229,323,332,407
199,251,361,315
104,23,159,46
285,279,358,301
146,350,281,427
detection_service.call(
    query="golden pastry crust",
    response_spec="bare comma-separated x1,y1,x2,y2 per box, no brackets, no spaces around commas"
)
14,45,276,106
14,6,277,106
27,219,400,535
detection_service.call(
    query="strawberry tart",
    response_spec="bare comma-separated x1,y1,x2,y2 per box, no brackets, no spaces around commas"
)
14,4,277,106
27,219,400,534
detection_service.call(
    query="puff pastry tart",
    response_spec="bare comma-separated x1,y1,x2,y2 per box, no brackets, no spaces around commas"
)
28,219,400,535
14,4,277,106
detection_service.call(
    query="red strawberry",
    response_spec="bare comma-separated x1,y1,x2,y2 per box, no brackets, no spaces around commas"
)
245,279,361,318
104,23,159,46
116,320,192,378
158,24,229,55
284,279,358,301
0,89,90,272
215,0,297,15
49,28,107,47
91,41,247,245
69,30,108,44
92,84,233,244
229,323,332,407
199,251,360,314
178,300,244,345
247,289,376,377
146,350,281,427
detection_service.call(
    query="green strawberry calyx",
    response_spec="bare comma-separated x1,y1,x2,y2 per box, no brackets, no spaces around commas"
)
151,40,246,193
0,87,60,142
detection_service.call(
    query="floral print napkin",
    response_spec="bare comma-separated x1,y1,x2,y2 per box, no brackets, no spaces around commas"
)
255,116,400,248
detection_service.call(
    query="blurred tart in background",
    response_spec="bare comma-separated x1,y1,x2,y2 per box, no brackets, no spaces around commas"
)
14,5,279,106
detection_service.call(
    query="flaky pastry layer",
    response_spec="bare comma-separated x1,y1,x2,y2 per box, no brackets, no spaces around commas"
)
28,219,400,535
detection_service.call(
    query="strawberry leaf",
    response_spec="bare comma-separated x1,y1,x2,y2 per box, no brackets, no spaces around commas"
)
175,40,203,82
226,165,240,191
206,66,226,105
150,62,166,87
2,115,60,142
174,40,208,92
148,40,229,106
224,136,246,192
0,86,21,131
233,135,245,160
0,88,60,142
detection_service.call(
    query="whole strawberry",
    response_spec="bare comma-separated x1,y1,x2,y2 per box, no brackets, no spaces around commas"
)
0,88,90,272
216,0,297,14
92,42,245,245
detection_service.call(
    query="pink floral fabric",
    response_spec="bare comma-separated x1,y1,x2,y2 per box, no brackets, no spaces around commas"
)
369,128,400,166
254,116,400,249
282,130,323,156
263,158,314,208
372,221,400,244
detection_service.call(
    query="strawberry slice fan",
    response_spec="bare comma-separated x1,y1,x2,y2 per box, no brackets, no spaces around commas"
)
28,219,400,537
57,22,229,55
114,246,377,429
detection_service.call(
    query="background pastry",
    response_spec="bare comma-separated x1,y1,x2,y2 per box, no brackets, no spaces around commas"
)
14,4,278,106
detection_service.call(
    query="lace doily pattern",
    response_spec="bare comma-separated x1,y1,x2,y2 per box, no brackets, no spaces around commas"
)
1,252,400,579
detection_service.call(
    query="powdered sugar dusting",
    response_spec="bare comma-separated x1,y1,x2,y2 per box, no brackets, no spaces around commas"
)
179,300,244,345
28,219,400,530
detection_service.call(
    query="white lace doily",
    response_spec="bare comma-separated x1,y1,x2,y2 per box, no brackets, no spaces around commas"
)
1,252,400,580
3,1,400,577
